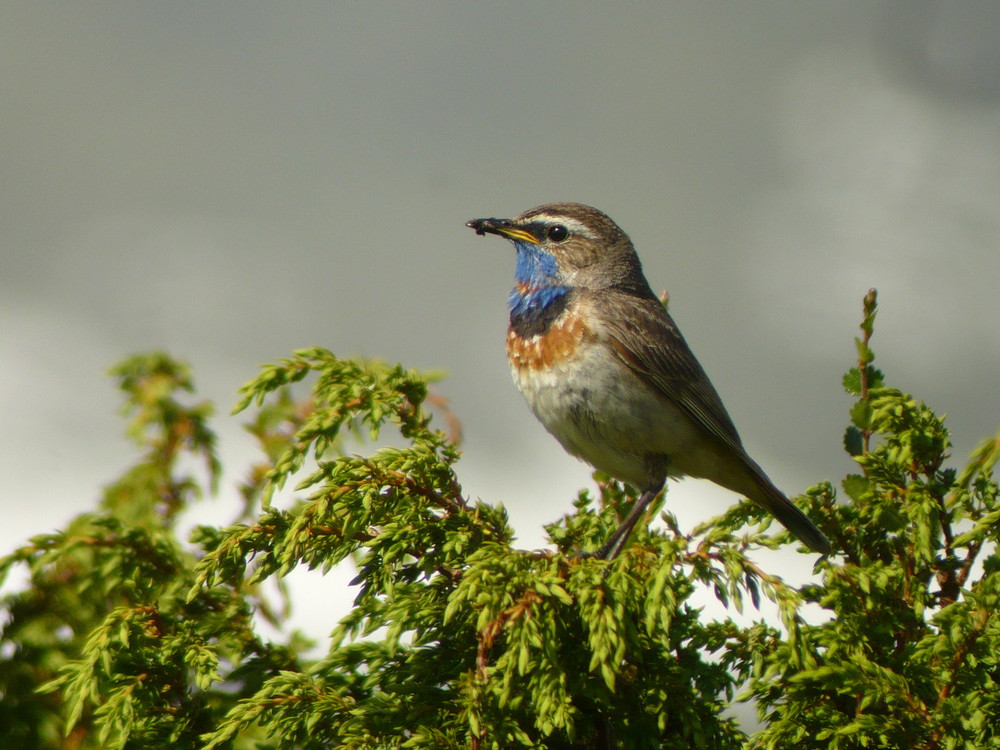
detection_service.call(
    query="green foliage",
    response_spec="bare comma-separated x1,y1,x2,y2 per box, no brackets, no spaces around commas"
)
746,291,1000,750
2,296,999,749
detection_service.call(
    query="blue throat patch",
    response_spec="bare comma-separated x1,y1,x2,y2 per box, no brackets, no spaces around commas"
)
508,284,569,317
507,242,569,332
513,241,558,286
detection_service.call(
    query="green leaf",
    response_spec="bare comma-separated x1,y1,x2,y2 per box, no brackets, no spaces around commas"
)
843,368,863,396
841,474,871,502
844,426,865,457
849,400,873,432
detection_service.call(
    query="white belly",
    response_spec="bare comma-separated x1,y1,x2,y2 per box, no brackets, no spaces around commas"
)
512,342,701,488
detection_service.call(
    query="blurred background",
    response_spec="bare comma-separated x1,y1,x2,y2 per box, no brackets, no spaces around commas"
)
4,2,1000,638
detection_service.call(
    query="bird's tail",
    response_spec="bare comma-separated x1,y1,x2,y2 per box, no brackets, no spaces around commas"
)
748,473,831,555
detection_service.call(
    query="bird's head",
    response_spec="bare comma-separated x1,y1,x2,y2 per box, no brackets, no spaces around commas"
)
467,203,650,314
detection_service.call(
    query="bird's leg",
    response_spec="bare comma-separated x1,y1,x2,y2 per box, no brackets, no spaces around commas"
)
595,479,665,561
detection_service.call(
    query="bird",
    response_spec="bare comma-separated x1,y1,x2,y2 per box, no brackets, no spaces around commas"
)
466,203,831,560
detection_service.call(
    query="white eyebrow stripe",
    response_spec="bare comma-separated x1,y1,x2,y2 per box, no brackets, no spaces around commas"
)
527,215,595,239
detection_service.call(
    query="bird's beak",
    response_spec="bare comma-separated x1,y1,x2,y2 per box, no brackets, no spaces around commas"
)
466,217,539,245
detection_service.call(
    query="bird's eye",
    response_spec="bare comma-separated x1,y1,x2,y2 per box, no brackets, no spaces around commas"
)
546,225,569,242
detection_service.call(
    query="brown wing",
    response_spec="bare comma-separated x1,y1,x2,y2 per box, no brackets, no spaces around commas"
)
589,290,833,555
590,290,749,458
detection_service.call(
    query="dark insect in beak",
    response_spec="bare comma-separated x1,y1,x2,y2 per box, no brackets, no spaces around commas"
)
466,218,498,236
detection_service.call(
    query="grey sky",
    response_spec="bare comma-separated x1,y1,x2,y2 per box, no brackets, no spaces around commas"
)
5,3,1000,640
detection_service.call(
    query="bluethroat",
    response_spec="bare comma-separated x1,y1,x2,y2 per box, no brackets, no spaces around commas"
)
467,203,831,559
